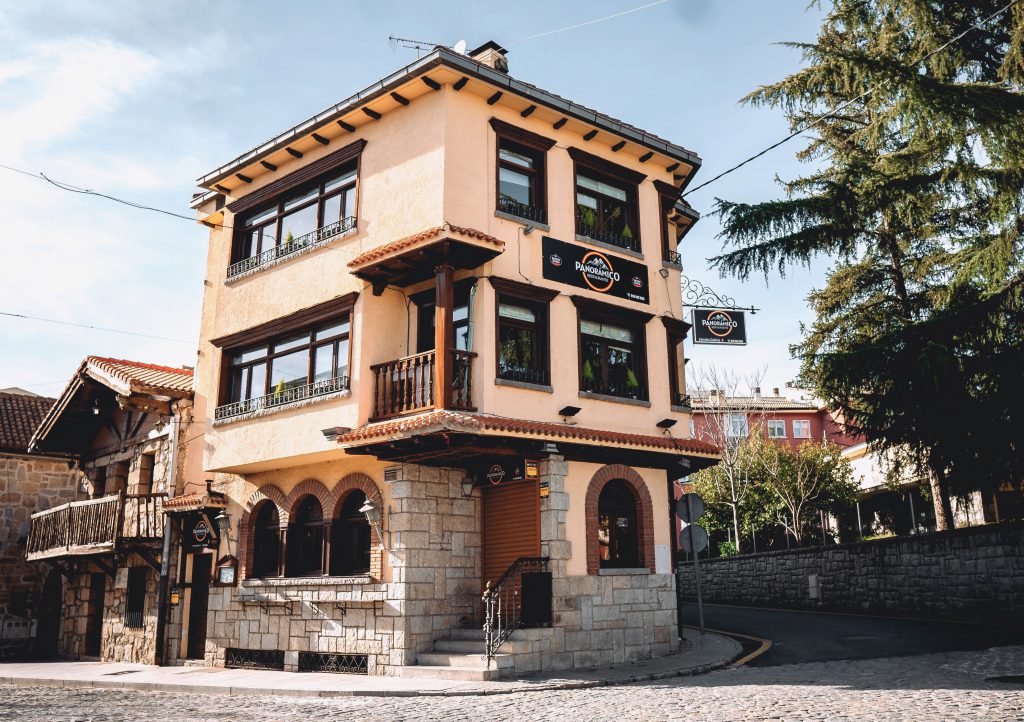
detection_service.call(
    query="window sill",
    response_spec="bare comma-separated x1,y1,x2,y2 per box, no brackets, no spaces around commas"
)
242,576,373,588
212,389,350,427
670,404,693,413
661,259,682,271
598,567,650,576
225,225,358,285
495,377,553,393
239,576,383,606
494,210,550,232
574,234,643,260
578,391,651,408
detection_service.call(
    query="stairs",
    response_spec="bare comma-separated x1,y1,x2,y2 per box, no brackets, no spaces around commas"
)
399,627,517,681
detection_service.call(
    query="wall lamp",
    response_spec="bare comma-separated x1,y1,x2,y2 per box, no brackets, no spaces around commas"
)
656,418,678,429
359,498,390,551
558,405,581,424
461,475,476,497
214,509,234,555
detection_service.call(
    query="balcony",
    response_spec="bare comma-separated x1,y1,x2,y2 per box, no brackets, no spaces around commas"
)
581,377,650,403
214,376,349,422
26,493,165,562
226,216,356,280
497,365,550,387
371,349,475,421
497,196,547,225
663,248,682,265
575,210,640,254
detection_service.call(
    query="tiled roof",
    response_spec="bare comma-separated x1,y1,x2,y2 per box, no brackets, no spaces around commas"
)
0,392,55,453
163,492,226,512
85,356,193,397
347,225,503,268
335,410,720,457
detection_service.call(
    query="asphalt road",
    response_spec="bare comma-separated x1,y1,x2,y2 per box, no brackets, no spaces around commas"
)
679,602,1024,667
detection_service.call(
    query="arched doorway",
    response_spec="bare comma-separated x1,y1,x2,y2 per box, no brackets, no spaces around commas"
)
34,569,62,658
598,479,639,569
285,496,326,577
330,490,371,576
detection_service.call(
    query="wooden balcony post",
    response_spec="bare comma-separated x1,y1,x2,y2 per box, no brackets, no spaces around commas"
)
434,262,454,409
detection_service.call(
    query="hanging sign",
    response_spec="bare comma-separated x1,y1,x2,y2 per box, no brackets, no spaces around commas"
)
542,236,649,304
184,512,218,550
692,308,747,345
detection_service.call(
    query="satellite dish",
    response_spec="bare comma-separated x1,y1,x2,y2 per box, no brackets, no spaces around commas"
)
453,39,467,55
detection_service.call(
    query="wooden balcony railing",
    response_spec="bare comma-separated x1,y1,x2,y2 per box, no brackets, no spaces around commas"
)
26,493,165,561
370,349,476,421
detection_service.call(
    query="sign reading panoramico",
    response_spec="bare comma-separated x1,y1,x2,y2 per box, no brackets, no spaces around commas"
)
542,236,649,304
692,308,747,345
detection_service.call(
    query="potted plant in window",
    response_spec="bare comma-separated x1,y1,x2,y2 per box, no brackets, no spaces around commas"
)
625,368,640,399
577,205,597,233
582,360,596,392
272,378,286,405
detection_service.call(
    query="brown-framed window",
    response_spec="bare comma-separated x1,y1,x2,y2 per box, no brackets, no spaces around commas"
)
236,164,357,265
598,480,640,569
662,317,690,407
330,491,371,576
491,277,558,387
124,567,147,628
285,496,327,578
251,502,282,579
490,118,554,225
413,279,476,354
226,319,350,405
568,147,645,254
574,297,651,401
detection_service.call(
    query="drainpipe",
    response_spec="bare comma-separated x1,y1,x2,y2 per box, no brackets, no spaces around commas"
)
667,473,682,642
154,401,183,666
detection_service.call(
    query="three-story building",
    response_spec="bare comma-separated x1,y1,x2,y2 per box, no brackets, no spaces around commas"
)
188,41,718,678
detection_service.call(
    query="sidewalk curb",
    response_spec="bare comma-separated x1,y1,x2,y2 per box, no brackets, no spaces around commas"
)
0,654,738,698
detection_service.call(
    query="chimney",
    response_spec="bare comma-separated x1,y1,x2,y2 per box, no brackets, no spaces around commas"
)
468,40,509,73
772,387,780,396
753,387,761,400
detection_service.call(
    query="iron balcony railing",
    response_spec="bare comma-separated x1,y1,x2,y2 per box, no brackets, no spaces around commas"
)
215,375,349,421
575,210,641,253
482,556,551,667
25,493,166,561
497,196,547,225
581,377,650,402
226,216,356,279
664,248,682,265
497,365,550,386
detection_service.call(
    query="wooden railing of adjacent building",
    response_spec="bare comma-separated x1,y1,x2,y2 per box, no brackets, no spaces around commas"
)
370,349,476,422
25,492,166,561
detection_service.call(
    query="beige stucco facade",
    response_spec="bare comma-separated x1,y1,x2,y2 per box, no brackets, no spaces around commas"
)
186,44,716,677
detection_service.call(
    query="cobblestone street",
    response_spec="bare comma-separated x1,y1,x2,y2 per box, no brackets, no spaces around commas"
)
2,646,1023,721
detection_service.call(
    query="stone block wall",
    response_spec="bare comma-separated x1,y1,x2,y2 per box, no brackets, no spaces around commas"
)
676,522,1024,622
201,462,481,676
0,453,79,621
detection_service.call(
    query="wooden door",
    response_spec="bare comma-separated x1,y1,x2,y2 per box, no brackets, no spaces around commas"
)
84,573,105,657
482,478,540,589
35,569,62,659
187,554,211,660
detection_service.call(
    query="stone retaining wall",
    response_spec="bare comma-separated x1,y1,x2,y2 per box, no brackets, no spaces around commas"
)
676,522,1024,621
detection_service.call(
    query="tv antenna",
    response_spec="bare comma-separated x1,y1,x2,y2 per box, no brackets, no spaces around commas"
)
388,35,449,58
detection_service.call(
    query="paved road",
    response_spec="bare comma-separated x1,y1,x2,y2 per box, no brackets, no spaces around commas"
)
679,602,1024,667
2,646,1023,720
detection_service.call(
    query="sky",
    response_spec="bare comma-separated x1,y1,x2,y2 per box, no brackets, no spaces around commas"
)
0,0,830,397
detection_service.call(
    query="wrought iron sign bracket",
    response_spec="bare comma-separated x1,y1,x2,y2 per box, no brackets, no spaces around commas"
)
680,275,759,314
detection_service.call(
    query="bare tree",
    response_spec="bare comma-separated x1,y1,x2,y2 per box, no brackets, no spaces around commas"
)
687,364,766,553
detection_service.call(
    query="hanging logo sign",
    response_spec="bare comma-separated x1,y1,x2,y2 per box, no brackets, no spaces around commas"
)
692,308,747,346
184,512,218,550
542,236,649,304
486,464,506,485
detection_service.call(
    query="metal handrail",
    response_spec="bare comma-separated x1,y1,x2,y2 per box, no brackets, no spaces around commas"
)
226,216,356,279
215,375,349,420
482,556,549,667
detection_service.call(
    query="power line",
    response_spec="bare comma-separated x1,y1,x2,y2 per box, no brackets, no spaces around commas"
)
0,311,193,344
0,162,230,230
519,0,668,42
682,0,1022,198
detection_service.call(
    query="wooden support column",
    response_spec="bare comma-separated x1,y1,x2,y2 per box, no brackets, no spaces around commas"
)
434,263,455,409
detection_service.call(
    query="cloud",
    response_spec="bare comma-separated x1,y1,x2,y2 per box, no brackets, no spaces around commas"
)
0,38,161,159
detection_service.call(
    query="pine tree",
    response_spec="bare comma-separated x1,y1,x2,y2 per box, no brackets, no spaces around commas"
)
710,1,1024,529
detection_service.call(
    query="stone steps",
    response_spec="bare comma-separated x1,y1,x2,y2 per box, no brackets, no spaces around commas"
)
400,627,518,681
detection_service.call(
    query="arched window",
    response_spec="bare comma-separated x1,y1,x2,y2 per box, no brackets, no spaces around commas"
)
598,480,639,569
286,496,327,577
330,490,371,576
251,502,282,578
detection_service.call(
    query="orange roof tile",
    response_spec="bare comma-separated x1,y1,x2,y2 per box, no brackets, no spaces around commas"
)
334,410,720,457
0,392,55,453
163,492,226,511
347,225,503,268
86,356,193,396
